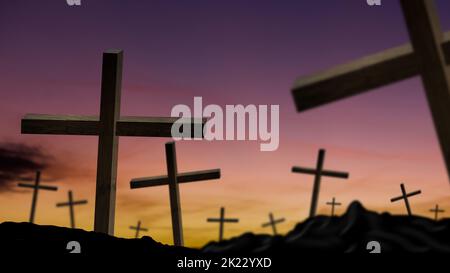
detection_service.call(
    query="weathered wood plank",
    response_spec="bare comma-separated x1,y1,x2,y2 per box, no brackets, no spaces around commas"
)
130,169,221,188
94,49,122,235
400,0,450,181
291,31,450,112
21,114,99,135
22,114,206,137
165,142,184,246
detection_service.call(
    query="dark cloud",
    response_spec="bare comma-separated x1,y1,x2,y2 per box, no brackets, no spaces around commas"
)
0,142,53,191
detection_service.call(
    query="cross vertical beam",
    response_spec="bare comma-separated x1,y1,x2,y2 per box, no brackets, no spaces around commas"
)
219,207,225,242
135,221,141,239
29,171,41,223
166,142,184,246
401,183,412,216
310,150,325,218
400,0,450,180
68,191,75,228
94,50,122,235
269,213,277,235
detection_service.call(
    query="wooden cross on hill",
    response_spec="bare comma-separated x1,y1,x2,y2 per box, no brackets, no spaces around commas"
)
292,149,349,218
130,142,220,246
207,207,239,242
21,50,205,235
130,221,148,238
291,0,450,183
56,190,88,229
18,171,58,223
261,213,285,235
390,183,422,216
326,197,341,217
429,204,445,221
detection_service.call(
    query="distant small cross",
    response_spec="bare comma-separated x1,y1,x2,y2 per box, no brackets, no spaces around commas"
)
390,183,422,216
261,213,285,235
292,149,349,218
429,204,445,221
130,221,148,239
130,141,220,246
18,171,58,223
207,207,239,242
56,190,88,228
326,197,342,217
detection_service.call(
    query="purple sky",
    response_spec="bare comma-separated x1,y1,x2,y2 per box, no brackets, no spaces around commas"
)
0,0,449,245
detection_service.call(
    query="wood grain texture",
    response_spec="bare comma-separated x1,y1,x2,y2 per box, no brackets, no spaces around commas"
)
94,50,122,235
22,114,206,137
291,31,450,112
400,0,450,181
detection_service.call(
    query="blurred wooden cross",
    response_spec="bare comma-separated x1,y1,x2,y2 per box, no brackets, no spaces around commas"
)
326,197,341,217
18,171,58,223
56,190,88,228
429,204,445,221
390,183,422,216
130,142,220,246
291,0,450,183
292,149,349,218
21,50,205,235
207,207,239,242
261,212,285,235
129,221,148,239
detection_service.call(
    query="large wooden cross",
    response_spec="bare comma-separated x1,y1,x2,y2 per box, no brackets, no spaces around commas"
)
207,207,239,242
292,149,349,218
130,141,220,246
261,212,285,235
390,183,422,216
291,0,450,183
18,171,58,223
56,190,88,228
21,50,204,235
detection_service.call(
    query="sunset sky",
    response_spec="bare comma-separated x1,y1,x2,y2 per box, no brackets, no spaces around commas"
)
1,0,450,247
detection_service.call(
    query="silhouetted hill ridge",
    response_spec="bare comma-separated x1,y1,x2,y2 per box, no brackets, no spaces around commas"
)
1,201,449,254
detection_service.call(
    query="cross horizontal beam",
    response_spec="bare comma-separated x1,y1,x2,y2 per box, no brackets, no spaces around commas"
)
291,166,349,179
56,200,88,207
390,190,422,202
326,202,342,205
130,169,221,188
130,226,148,232
18,183,58,191
207,218,239,223
262,218,285,227
21,114,206,137
291,31,450,112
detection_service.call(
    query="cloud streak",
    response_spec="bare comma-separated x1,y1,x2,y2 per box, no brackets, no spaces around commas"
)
0,142,53,191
